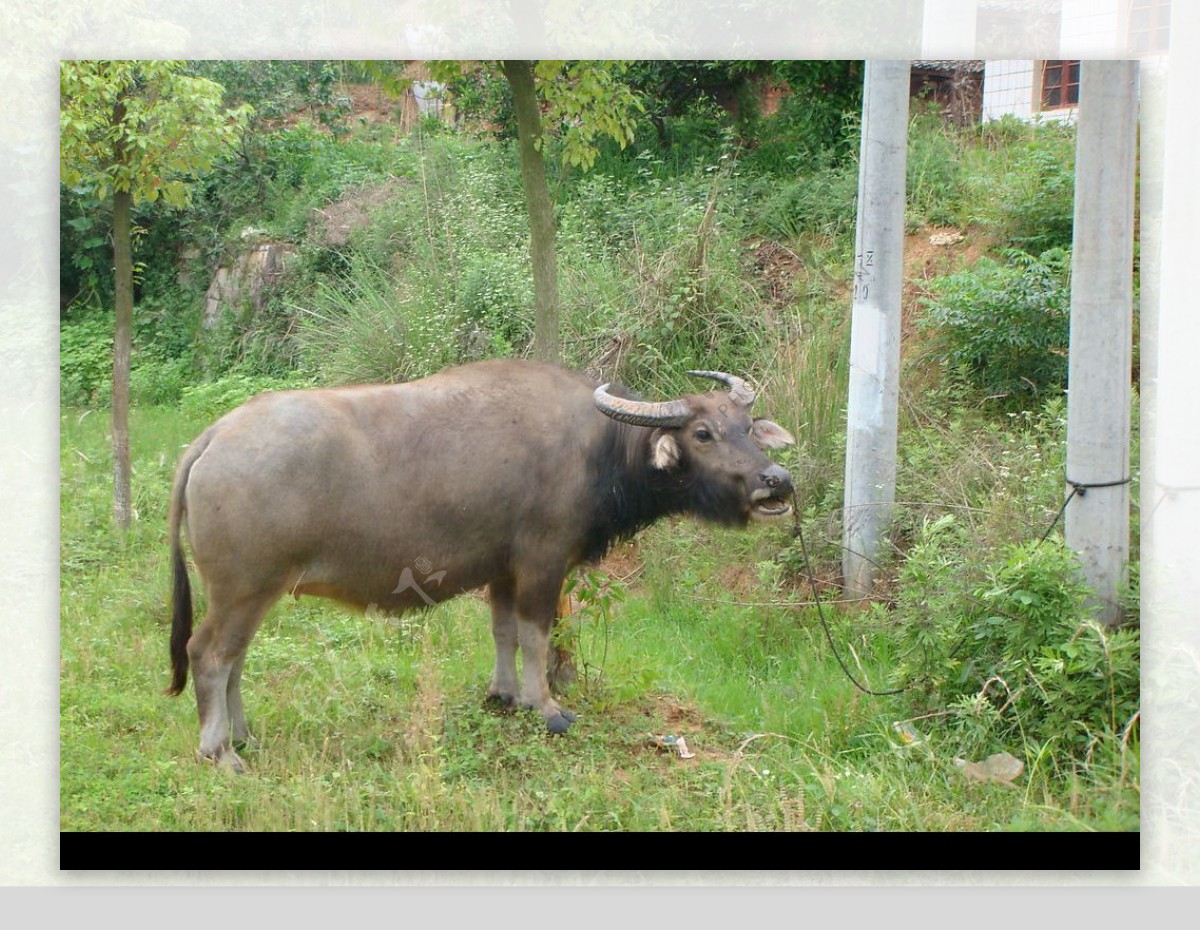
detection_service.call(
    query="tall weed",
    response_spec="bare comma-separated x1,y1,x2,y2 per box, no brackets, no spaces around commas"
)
775,306,850,511
295,262,469,385
966,119,1076,252
906,111,967,229
750,160,859,244
557,166,774,400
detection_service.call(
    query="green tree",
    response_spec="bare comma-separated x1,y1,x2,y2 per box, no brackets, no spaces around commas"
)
427,60,641,363
623,61,862,163
60,60,249,530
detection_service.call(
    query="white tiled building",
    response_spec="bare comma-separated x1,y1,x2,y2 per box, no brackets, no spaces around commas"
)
982,59,1078,123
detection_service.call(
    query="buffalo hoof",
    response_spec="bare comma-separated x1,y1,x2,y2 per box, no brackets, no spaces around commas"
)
485,692,516,708
545,709,577,734
197,748,246,774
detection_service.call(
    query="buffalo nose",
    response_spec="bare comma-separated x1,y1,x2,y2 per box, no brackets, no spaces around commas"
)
761,464,793,496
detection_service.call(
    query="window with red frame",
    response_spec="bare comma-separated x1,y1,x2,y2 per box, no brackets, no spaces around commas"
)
1041,60,1080,110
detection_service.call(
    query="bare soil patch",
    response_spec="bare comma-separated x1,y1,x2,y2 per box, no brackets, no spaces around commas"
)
308,178,408,249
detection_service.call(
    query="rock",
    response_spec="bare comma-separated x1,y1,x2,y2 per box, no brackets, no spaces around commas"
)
953,751,1024,784
202,242,296,328
176,247,202,287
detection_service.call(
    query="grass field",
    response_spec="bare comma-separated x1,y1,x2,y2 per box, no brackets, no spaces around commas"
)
60,405,1139,835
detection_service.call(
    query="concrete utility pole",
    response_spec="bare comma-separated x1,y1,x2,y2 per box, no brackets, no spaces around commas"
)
842,60,909,600
1064,60,1138,627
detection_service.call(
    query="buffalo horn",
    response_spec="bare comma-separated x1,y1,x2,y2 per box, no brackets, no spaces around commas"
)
593,384,692,428
686,370,756,408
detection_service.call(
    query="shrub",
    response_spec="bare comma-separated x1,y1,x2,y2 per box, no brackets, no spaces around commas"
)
60,192,115,307
893,400,1068,564
971,121,1076,252
60,312,113,406
321,138,534,371
130,356,191,407
920,248,1071,406
892,528,1139,763
750,160,859,243
132,277,201,359
180,372,312,420
657,97,733,171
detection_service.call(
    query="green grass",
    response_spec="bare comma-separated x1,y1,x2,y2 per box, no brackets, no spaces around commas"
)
61,406,1138,833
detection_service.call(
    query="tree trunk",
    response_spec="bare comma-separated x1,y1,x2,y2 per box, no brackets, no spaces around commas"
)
111,186,133,531
501,60,559,364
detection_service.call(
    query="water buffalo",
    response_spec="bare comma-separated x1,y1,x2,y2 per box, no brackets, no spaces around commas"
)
166,359,794,770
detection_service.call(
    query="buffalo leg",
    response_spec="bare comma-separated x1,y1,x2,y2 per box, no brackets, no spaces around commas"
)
188,588,276,771
486,577,519,705
227,652,255,749
515,575,576,733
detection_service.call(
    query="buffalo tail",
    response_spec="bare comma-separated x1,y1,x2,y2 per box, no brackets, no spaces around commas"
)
165,431,211,696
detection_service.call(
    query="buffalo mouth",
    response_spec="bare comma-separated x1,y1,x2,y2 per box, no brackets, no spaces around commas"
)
750,487,793,519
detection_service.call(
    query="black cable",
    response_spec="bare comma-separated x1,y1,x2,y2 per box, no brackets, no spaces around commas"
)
1037,476,1132,545
791,490,906,697
792,473,1131,697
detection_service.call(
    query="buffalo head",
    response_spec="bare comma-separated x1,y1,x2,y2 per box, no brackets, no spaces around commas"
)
593,370,795,525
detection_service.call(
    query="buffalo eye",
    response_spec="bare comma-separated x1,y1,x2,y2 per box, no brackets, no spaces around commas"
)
694,427,713,443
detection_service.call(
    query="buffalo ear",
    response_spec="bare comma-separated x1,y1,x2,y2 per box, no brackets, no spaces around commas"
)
649,429,682,470
752,419,795,449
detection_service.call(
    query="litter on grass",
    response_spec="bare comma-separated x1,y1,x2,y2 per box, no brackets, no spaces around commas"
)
650,734,696,759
